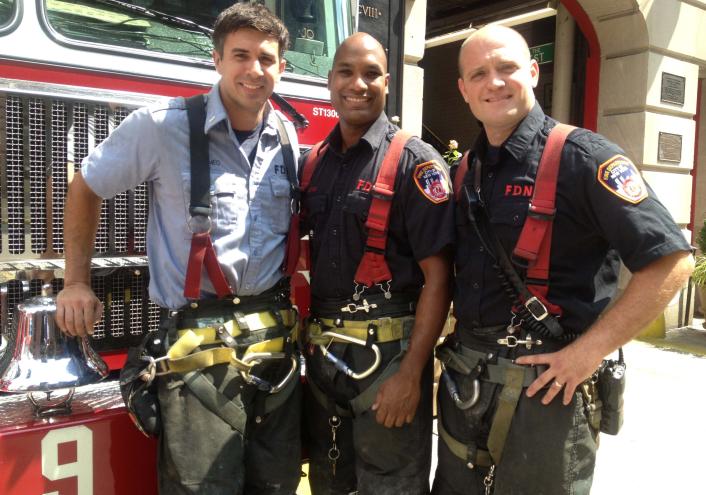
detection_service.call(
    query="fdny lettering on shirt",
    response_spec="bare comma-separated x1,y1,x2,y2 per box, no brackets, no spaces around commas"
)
597,155,648,204
504,183,534,197
413,160,450,204
356,179,373,192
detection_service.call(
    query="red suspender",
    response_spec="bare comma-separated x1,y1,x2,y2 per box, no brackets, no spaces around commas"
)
298,131,413,289
184,232,232,300
285,140,327,277
453,151,470,200
354,131,413,287
513,123,576,314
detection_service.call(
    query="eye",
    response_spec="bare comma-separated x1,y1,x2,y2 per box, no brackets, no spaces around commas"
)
470,70,485,81
499,63,517,74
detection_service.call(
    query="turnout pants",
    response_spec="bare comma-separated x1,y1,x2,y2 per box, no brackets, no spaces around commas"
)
155,296,302,495
305,334,433,495
431,349,598,495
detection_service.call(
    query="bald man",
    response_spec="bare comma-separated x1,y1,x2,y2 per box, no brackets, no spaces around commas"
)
299,33,454,494
433,25,693,494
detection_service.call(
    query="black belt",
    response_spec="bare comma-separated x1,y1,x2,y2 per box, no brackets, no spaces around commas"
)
452,322,567,356
311,292,418,320
161,278,292,327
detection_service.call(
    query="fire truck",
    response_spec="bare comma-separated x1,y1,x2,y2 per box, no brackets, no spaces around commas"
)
0,1,404,493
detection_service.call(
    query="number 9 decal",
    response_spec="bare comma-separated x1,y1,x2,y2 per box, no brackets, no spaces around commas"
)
41,426,93,495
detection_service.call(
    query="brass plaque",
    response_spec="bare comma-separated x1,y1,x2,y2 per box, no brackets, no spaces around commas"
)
660,72,685,106
657,132,682,163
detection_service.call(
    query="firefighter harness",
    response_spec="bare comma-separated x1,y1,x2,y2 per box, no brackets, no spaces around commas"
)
440,123,576,471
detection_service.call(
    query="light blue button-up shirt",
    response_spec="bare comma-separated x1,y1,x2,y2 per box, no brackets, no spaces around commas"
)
82,83,300,309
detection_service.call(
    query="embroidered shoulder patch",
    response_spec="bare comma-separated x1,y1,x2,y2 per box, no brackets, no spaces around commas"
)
413,160,450,204
596,155,648,204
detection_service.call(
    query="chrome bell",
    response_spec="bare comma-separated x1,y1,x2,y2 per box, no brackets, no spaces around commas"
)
0,289,109,395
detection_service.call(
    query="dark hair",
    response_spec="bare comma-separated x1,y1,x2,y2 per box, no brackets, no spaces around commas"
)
212,2,290,59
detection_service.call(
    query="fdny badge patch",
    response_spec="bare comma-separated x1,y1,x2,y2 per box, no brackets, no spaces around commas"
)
597,155,648,204
413,160,450,204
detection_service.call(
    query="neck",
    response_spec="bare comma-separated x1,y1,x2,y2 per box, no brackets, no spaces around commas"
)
339,121,372,152
229,107,265,132
484,124,517,147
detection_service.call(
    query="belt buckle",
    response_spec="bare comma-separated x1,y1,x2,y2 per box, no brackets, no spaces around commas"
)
524,296,549,321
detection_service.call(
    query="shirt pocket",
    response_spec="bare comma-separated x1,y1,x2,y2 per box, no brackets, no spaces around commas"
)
265,174,293,234
487,201,528,246
211,174,247,230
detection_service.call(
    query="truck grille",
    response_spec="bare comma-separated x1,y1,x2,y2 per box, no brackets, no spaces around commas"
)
0,90,157,351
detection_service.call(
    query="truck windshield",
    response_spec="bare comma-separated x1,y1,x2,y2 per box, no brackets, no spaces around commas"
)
0,0,16,27
43,0,354,78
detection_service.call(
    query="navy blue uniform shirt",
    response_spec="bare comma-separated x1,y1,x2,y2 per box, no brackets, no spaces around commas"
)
454,104,691,333
301,113,455,305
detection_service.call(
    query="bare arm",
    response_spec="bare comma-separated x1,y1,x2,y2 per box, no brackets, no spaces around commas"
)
516,250,694,405
55,172,104,337
372,248,452,427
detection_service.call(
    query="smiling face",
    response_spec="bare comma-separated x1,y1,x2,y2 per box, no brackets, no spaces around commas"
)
213,28,285,130
457,26,539,145
328,33,389,138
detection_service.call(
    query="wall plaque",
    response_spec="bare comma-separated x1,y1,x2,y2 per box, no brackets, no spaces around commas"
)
660,72,685,106
358,1,388,47
657,132,682,163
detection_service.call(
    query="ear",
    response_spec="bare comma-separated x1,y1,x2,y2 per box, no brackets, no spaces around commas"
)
384,73,390,95
529,59,540,88
213,50,223,75
278,57,287,75
457,78,468,103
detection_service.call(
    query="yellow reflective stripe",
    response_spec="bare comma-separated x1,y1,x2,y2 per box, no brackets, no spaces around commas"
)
166,347,236,373
245,336,285,354
176,310,295,345
307,317,408,344
167,330,204,360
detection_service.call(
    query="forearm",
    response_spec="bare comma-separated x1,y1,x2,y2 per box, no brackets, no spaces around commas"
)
398,252,452,380
569,251,694,362
63,173,102,286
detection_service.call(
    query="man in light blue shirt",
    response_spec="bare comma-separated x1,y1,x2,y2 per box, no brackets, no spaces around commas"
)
56,4,302,494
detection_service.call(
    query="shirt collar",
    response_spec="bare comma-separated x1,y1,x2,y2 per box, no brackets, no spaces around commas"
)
328,112,390,154
472,103,546,164
204,82,278,138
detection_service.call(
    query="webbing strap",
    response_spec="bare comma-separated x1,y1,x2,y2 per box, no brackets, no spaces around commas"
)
354,131,413,287
487,366,525,464
273,115,301,276
512,124,575,313
300,141,328,191
184,94,232,300
437,411,493,468
306,316,412,345
436,344,540,388
453,151,470,201
183,370,248,434
306,346,406,417
348,348,404,415
184,233,232,300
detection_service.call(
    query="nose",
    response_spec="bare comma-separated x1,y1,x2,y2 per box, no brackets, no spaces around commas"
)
487,70,505,89
350,73,367,92
248,58,264,76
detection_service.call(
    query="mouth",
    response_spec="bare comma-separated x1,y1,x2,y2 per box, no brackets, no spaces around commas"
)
240,81,264,91
343,95,370,104
484,94,512,103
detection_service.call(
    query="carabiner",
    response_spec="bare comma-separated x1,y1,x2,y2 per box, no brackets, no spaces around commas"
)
318,330,382,380
440,362,480,410
239,352,298,394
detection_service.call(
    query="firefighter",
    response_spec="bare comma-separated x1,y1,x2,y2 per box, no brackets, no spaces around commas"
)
299,32,454,494
56,4,303,494
432,25,694,494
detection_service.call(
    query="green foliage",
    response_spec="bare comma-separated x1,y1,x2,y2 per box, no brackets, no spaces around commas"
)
442,140,462,166
696,218,706,255
693,255,706,287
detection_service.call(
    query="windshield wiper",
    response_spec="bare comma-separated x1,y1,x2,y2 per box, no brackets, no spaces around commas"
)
95,0,213,36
